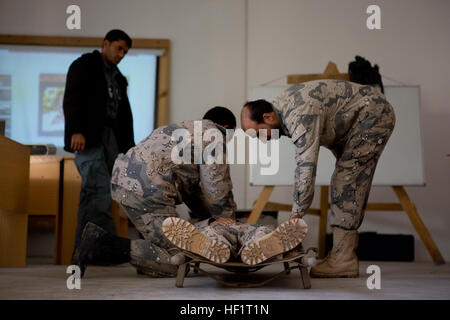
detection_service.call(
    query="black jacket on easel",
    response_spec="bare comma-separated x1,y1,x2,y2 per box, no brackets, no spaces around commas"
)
63,50,135,153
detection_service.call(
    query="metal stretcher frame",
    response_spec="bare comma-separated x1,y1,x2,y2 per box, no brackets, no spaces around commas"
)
174,250,313,289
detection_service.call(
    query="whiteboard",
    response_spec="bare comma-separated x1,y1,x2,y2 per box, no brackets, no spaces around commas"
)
248,85,425,186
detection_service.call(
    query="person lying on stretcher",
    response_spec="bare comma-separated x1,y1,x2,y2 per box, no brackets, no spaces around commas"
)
162,216,308,265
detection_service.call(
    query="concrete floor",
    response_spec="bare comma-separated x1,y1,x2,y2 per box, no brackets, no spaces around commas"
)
1,260,449,300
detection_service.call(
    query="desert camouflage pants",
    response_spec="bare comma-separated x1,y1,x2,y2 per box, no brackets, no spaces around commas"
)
330,98,395,230
120,202,274,277
121,204,179,277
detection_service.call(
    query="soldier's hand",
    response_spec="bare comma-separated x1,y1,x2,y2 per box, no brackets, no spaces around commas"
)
71,133,86,153
210,217,236,226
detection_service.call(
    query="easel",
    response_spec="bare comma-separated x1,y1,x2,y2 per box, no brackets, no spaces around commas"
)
247,62,445,265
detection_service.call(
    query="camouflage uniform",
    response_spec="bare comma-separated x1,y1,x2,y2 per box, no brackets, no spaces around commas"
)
111,119,237,276
272,80,395,230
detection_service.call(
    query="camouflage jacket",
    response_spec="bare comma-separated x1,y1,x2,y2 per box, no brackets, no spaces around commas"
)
272,79,389,216
111,119,236,219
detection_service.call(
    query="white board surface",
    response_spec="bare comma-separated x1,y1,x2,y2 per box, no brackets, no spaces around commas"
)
248,85,425,186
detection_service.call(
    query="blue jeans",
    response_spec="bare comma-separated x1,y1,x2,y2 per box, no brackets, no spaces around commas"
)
73,147,117,250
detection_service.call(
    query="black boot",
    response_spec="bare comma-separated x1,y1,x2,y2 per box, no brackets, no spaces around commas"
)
72,222,131,278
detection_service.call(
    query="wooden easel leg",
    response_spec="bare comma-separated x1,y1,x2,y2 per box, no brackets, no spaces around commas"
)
318,186,329,259
393,186,445,265
247,186,274,224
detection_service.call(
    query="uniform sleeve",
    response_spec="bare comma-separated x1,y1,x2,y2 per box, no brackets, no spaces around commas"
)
291,116,321,217
199,163,237,219
63,59,88,135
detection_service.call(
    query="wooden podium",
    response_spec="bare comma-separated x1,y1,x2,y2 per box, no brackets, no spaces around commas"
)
247,62,445,265
0,136,30,267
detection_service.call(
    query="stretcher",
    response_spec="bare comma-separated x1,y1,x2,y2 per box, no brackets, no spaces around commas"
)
174,247,317,288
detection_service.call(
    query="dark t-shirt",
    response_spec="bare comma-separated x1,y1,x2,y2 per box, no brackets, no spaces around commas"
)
103,61,121,123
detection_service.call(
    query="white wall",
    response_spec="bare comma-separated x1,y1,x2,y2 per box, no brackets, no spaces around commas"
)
0,0,248,205
1,0,449,261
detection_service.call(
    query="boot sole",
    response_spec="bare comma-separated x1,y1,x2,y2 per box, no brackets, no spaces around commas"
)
162,217,230,264
241,218,308,265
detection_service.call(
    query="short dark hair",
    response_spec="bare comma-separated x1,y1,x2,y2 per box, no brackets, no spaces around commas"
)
104,29,132,48
348,55,384,93
243,99,274,123
203,106,236,129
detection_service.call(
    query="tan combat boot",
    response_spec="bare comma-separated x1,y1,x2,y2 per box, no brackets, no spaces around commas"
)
162,217,231,264
310,227,359,278
241,218,308,265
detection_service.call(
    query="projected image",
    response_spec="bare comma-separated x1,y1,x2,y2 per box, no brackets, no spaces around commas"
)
39,74,66,136
0,45,157,148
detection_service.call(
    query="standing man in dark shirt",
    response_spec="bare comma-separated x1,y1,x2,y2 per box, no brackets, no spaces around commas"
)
63,29,135,255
